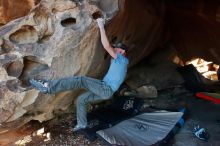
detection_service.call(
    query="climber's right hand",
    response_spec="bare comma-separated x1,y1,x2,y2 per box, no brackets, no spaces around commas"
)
97,18,105,29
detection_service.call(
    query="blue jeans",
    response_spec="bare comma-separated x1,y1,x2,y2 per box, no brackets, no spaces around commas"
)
48,76,114,126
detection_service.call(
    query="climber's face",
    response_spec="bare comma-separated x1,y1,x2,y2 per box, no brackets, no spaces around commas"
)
114,48,126,56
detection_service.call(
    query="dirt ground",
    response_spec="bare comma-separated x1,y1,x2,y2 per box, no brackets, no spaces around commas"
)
172,95,220,146
12,86,220,146
16,114,106,146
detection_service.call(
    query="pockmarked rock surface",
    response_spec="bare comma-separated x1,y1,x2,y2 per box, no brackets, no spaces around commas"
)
0,0,164,144
1,0,220,145
0,0,36,25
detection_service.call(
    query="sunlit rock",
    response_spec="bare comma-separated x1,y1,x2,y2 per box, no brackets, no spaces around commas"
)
0,0,164,144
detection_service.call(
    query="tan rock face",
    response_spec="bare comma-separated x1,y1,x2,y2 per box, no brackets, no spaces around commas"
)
0,0,36,25
2,0,220,145
0,0,164,144
0,0,103,126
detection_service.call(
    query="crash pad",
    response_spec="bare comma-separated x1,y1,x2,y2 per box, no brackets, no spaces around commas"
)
96,111,183,146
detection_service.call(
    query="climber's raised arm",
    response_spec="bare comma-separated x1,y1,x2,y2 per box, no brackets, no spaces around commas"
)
97,18,117,59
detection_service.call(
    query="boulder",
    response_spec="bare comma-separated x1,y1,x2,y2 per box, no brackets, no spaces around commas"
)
0,0,164,142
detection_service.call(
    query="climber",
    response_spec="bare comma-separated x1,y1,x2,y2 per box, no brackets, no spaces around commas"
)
29,18,129,132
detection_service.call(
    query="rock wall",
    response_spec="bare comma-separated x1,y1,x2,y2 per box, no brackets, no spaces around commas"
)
0,0,36,25
1,0,220,145
166,0,220,64
0,0,164,144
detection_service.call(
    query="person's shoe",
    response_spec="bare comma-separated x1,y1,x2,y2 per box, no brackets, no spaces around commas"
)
193,125,209,141
29,79,49,93
73,124,86,132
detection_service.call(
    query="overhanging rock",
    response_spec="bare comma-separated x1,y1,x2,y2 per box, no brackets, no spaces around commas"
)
0,0,164,138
